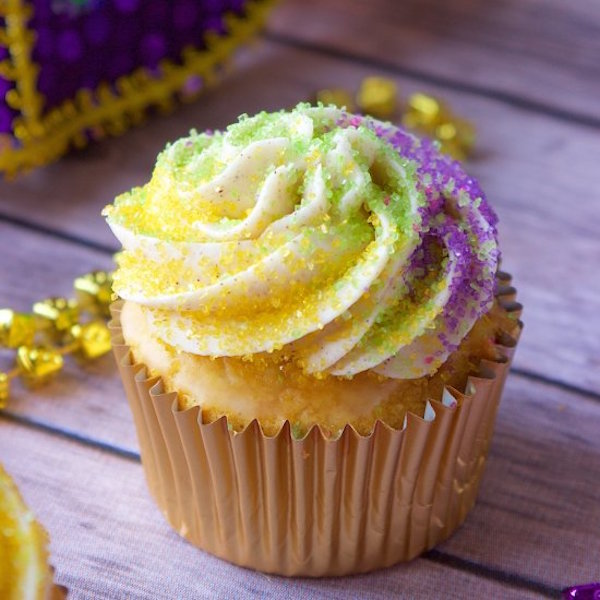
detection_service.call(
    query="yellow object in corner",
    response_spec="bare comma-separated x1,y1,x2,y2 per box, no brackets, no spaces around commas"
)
0,465,57,600
356,76,398,120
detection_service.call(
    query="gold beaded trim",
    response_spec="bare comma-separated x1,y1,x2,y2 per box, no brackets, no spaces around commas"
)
0,271,114,407
0,0,276,175
0,0,44,140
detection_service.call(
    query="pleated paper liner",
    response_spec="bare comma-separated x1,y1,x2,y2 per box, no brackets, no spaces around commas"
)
109,273,522,577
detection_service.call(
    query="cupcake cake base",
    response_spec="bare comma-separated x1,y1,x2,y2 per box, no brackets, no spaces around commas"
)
109,277,521,577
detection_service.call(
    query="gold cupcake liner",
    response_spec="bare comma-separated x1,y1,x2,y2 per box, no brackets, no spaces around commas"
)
109,274,522,577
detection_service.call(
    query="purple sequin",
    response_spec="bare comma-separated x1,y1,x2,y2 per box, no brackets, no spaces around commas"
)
0,26,17,135
12,0,250,116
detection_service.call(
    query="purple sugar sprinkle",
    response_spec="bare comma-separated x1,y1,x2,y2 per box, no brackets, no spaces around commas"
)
336,113,500,353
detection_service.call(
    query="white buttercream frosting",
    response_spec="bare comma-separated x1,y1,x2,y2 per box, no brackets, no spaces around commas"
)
104,105,499,378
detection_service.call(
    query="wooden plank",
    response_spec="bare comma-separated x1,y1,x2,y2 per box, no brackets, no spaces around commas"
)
268,0,600,121
440,374,600,589
0,421,548,600
2,280,599,594
0,222,137,452
1,42,598,389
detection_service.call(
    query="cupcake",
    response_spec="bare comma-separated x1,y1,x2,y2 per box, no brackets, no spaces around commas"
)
0,465,66,599
105,105,522,575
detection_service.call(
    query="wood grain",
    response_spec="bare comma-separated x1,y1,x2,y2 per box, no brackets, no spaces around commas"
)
268,0,600,121
0,222,137,452
3,337,597,593
440,375,600,589
1,42,598,391
0,421,548,600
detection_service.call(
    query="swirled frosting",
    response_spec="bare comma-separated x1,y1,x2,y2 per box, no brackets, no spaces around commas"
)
104,105,500,379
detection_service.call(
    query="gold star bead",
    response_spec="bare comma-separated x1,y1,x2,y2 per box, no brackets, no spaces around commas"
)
402,93,446,131
356,77,398,120
452,117,476,154
403,93,475,160
33,297,79,335
0,373,9,408
16,346,64,387
315,88,356,112
71,321,112,360
74,271,113,317
0,309,36,348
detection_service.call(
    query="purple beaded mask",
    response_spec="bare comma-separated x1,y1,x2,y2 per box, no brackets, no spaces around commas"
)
0,0,275,175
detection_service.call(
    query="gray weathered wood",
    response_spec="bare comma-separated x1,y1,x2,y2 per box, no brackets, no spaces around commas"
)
440,375,600,589
268,0,600,120
0,421,548,600
2,338,598,592
1,42,599,391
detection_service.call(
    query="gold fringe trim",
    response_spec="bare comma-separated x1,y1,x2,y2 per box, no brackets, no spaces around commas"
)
0,0,44,139
0,0,276,175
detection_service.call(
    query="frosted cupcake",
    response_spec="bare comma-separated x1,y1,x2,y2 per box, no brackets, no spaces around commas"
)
106,105,522,575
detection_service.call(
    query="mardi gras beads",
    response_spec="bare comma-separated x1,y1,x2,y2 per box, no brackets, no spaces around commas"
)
317,78,476,160
356,76,398,120
0,373,9,408
402,92,475,160
0,310,36,348
0,271,113,406
16,346,64,387
70,321,112,360
33,297,80,335
315,88,356,113
74,270,113,317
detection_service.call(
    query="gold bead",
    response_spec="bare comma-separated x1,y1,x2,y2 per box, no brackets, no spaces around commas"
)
71,321,112,360
434,122,462,160
16,346,64,387
0,309,36,348
436,121,458,142
403,93,475,160
33,297,79,334
402,93,446,130
0,373,9,408
435,118,475,160
315,88,355,112
74,271,113,317
356,77,398,120
453,117,476,153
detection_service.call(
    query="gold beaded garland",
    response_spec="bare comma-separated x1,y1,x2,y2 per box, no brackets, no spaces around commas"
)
315,88,356,112
316,79,476,160
0,271,113,405
16,346,64,387
0,373,9,408
0,309,36,348
402,92,476,160
33,297,80,335
356,76,398,120
74,271,113,317
71,321,112,360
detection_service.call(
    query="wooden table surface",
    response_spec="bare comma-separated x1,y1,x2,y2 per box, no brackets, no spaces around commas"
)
2,1,600,598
